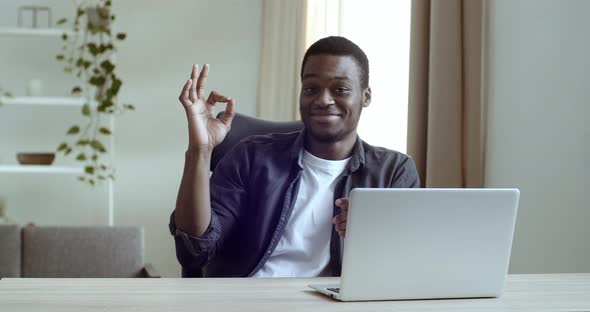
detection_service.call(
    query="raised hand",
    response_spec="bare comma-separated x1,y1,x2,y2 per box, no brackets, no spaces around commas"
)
178,64,235,151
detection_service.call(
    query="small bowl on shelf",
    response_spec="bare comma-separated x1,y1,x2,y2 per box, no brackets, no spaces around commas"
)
16,153,55,165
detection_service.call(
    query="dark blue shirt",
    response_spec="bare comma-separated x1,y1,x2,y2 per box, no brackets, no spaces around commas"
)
169,130,420,277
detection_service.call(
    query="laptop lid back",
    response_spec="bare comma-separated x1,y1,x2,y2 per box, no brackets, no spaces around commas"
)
339,188,519,301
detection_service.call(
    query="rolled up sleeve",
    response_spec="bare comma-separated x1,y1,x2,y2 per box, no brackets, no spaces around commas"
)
169,211,222,269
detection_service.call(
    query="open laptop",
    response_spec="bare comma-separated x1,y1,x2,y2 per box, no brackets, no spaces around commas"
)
309,188,520,301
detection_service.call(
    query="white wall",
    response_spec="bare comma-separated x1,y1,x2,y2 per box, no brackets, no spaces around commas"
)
486,0,590,273
0,0,261,277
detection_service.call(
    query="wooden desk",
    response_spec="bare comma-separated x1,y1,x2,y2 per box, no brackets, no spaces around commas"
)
1,274,589,311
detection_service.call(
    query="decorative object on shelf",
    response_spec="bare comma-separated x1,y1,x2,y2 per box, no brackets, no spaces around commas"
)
18,6,52,28
16,153,56,165
55,0,133,186
26,79,44,96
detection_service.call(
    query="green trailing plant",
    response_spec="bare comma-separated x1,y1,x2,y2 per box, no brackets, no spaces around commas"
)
55,0,134,186
0,89,13,107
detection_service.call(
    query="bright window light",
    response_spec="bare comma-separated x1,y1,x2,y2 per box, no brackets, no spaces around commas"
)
306,0,411,153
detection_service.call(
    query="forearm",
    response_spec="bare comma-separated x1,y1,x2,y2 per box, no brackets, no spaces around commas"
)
175,148,213,237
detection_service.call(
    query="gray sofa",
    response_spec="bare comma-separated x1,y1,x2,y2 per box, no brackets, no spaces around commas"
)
0,224,159,278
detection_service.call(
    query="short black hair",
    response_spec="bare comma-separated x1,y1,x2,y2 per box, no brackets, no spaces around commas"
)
301,36,369,89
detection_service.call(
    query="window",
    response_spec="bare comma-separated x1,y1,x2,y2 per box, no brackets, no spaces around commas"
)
305,0,411,153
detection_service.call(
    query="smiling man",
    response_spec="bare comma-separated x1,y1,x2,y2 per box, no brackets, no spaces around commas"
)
170,36,420,277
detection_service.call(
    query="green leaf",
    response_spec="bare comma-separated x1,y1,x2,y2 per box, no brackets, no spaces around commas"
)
57,143,68,151
76,139,90,146
87,43,99,56
110,77,122,95
65,147,73,156
108,174,115,180
3,92,13,98
57,18,67,25
75,58,83,67
124,104,135,111
100,165,107,171
64,67,73,73
106,0,112,6
97,175,106,180
76,8,84,17
90,140,107,153
89,75,106,87
99,127,111,135
66,125,80,135
91,154,98,161
61,33,68,41
100,60,115,73
71,86,82,95
116,33,126,40
78,176,86,182
85,166,95,175
89,179,95,186
76,153,87,161
82,104,91,116
56,54,65,61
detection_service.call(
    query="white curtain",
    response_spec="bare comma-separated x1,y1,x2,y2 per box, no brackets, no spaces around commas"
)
257,0,308,121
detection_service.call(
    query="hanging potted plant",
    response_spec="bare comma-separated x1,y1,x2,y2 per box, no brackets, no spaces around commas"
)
55,0,134,186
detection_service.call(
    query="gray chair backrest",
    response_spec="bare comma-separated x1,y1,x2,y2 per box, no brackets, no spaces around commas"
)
0,224,21,277
210,113,303,171
22,226,145,278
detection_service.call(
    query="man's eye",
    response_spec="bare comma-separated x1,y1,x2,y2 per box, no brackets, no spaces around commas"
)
303,87,316,94
336,87,350,93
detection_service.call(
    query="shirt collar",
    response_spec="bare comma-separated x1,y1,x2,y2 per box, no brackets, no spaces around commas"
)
289,129,366,173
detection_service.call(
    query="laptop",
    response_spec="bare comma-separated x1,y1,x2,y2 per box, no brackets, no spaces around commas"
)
309,188,520,301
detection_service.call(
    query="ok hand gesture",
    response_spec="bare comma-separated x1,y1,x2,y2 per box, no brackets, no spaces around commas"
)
178,64,235,151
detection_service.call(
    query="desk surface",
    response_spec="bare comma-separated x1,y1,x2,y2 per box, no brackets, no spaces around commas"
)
1,274,589,311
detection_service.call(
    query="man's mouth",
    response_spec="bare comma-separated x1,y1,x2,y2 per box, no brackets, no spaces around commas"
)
310,113,342,122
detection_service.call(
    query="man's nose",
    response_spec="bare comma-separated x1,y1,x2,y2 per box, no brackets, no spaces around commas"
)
315,89,335,107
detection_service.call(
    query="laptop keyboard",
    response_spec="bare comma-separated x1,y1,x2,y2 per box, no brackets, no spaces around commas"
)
327,287,340,293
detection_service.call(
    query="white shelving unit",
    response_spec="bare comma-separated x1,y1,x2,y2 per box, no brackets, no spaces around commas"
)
0,27,115,226
1,96,84,106
0,165,84,174
0,27,74,37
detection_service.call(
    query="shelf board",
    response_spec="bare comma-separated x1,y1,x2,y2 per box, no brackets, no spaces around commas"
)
0,96,85,107
0,165,83,174
0,27,74,37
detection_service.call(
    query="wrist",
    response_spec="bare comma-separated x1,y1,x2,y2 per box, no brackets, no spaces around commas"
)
186,144,213,155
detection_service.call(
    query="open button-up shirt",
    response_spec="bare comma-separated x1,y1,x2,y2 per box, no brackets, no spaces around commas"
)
169,130,420,277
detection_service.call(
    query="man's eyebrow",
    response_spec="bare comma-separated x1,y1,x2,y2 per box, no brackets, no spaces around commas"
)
302,73,351,80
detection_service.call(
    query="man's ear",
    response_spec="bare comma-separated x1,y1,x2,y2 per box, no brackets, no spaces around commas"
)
362,87,372,108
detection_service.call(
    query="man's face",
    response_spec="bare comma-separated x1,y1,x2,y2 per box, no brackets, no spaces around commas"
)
300,54,370,144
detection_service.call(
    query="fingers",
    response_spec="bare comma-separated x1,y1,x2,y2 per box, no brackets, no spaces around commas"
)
206,90,231,105
197,64,209,99
335,198,349,210
178,79,192,107
191,64,199,80
219,98,235,127
189,64,199,102
335,222,347,237
334,198,349,237
205,91,235,126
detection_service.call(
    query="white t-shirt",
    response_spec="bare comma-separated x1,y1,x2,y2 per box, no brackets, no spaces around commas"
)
254,150,350,277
